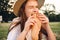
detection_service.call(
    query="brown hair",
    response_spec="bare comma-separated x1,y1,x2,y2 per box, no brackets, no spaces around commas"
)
18,0,28,32
17,1,42,40
9,0,28,32
9,0,42,40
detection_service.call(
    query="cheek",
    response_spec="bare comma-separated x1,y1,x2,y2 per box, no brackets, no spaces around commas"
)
25,9,33,17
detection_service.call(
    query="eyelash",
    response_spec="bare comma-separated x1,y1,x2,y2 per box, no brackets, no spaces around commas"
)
29,6,38,9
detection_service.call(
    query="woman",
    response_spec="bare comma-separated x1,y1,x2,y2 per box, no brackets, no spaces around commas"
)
7,0,56,40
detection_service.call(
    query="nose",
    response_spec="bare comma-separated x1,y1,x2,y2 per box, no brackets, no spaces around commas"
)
33,8,39,14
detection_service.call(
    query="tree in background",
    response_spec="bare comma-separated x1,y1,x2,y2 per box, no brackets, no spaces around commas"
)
0,1,60,22
42,4,55,16
41,4,60,22
0,0,16,22
0,0,9,22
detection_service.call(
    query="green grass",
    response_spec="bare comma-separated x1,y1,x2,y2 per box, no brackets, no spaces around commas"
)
50,22,60,40
0,22,60,40
0,23,10,40
50,22,60,33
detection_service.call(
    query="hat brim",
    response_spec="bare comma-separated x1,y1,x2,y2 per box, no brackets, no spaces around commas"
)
13,0,45,16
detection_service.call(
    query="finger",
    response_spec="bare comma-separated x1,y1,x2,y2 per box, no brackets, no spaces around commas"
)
29,21,37,29
28,16,34,20
36,15,45,20
37,17,45,21
29,22,34,26
37,16,45,19
37,13,46,18
41,21,47,24
41,18,46,21
30,19,37,24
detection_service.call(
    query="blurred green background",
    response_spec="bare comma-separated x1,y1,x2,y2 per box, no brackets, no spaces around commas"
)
0,22,60,40
0,0,60,40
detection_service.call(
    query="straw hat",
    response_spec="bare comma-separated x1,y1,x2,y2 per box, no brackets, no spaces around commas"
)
13,0,45,16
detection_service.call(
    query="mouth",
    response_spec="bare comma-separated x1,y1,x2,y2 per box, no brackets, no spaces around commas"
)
31,14,34,16
31,13,37,18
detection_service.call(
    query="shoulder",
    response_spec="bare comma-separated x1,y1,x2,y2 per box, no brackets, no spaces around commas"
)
12,17,21,23
9,17,21,31
7,24,21,40
11,17,21,26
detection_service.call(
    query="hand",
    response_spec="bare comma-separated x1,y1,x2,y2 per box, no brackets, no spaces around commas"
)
36,13,56,40
36,13,49,30
24,14,41,40
24,16,36,32
31,14,41,40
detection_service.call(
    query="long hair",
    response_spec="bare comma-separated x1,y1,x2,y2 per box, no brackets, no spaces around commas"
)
18,0,28,32
9,0,43,40
18,1,42,40
9,0,28,32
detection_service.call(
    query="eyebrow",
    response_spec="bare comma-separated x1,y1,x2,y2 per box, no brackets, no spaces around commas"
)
28,5,39,8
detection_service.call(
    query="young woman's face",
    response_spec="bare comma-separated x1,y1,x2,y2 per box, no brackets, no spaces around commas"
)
25,0,39,18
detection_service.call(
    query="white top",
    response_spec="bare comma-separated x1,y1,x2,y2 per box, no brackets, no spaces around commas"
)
7,17,46,40
7,24,32,40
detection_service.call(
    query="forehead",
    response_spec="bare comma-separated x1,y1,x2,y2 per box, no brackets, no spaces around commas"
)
26,0,38,7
